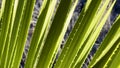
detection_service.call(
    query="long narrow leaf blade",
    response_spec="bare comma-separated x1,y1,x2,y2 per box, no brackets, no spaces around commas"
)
89,15,120,67
36,0,79,68
0,0,14,64
25,0,57,68
10,0,36,67
55,0,103,67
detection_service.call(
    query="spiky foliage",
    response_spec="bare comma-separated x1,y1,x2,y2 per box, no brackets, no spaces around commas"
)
0,0,120,68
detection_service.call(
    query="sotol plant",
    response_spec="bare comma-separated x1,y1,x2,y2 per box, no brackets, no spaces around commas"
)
0,0,120,68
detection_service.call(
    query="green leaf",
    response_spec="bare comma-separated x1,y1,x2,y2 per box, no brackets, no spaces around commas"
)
0,0,6,34
55,0,103,67
0,0,5,21
92,38,120,68
0,0,14,64
5,0,27,67
10,0,36,67
25,0,57,68
0,0,16,67
72,1,116,67
89,15,120,67
109,42,120,68
36,0,79,68
0,0,119,68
